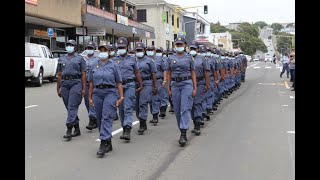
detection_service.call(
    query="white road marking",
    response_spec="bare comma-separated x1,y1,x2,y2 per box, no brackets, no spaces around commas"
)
95,121,140,142
290,96,294,99
287,134,295,177
265,66,271,69
253,66,261,69
287,131,295,134
25,105,38,109
282,105,289,107
247,62,259,68
284,81,290,89
276,67,281,68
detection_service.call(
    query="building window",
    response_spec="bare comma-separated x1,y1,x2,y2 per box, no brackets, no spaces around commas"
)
177,18,179,28
172,15,174,26
166,11,169,24
152,41,154,46
137,9,147,22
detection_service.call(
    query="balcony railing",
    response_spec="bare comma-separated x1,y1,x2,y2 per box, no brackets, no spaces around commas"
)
86,5,154,33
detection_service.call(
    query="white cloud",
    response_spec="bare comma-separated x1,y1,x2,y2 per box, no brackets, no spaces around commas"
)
165,0,295,25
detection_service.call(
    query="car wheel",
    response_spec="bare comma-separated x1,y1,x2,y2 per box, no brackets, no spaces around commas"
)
33,69,43,87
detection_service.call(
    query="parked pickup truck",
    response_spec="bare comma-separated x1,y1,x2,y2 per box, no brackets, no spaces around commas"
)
25,42,58,86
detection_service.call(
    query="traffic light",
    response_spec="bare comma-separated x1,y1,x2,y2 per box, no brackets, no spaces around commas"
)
204,5,208,14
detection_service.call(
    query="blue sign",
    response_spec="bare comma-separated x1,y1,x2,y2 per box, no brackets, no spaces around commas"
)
47,28,54,37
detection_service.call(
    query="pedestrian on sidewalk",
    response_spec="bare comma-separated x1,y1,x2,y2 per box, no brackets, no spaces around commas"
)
289,54,295,91
280,52,290,78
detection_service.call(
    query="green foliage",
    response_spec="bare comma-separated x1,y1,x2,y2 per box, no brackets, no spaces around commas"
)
271,23,284,32
254,21,268,29
229,23,267,55
210,22,228,33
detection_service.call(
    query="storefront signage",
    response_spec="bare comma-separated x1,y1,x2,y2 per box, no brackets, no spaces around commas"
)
117,14,128,26
76,27,86,35
87,28,106,36
34,29,56,38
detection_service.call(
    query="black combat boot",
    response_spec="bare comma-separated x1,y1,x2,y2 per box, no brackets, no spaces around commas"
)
86,117,97,130
159,106,167,117
193,121,201,136
123,126,131,141
120,127,125,139
96,139,113,158
72,123,81,137
150,114,159,124
178,129,187,146
138,120,147,134
63,124,73,141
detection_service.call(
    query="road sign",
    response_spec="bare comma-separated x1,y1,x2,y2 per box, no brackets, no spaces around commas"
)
47,28,54,37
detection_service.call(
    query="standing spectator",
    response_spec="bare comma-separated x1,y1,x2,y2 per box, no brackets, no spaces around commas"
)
289,55,295,91
280,53,290,78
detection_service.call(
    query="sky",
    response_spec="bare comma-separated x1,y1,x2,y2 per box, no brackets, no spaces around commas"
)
165,0,295,25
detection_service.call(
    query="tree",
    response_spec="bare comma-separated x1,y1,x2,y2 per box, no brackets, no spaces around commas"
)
271,23,284,32
238,22,259,37
254,21,268,29
210,22,228,33
230,31,267,55
275,32,293,53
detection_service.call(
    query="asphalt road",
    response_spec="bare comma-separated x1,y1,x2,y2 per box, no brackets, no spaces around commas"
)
25,61,295,180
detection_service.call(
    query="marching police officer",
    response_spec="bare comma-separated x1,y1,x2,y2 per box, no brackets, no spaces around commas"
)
167,37,197,146
146,45,167,124
109,44,117,60
57,39,86,141
156,47,169,118
107,44,120,121
113,37,143,141
189,41,210,135
135,42,158,135
128,48,136,57
167,48,175,113
83,41,99,130
88,44,124,158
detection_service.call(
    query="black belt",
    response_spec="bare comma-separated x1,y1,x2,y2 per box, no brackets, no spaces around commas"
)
63,75,81,80
95,84,116,89
141,77,152,81
122,79,135,85
171,76,192,82
196,77,204,81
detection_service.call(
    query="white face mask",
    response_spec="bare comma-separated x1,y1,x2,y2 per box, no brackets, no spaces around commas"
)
110,51,115,56
66,46,75,53
175,47,184,52
87,50,94,55
146,51,155,57
98,52,109,59
136,52,144,58
156,53,163,57
189,50,197,56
